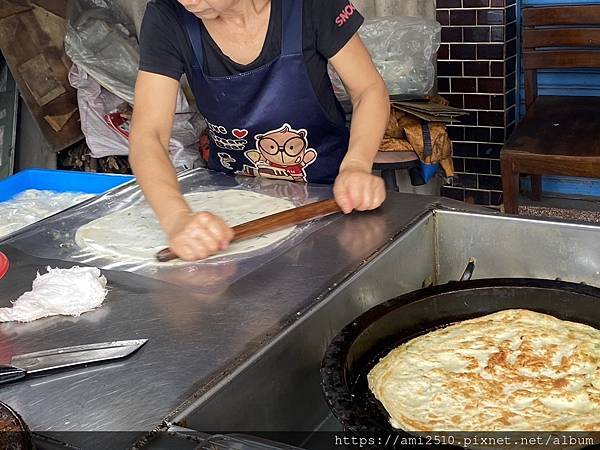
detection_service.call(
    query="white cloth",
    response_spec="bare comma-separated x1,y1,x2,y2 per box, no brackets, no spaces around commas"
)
0,266,108,323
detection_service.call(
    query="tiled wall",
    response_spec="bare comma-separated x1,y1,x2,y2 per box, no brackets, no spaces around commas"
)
436,0,518,206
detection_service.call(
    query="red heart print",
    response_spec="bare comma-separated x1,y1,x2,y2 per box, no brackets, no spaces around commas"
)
232,129,248,139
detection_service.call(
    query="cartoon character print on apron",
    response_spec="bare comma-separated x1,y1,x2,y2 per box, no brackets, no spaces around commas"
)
181,0,350,184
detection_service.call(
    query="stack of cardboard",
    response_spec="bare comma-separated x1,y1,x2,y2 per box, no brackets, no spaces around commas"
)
380,96,466,178
391,99,467,123
0,0,82,152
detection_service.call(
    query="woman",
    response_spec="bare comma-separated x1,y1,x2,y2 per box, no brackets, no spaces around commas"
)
130,0,390,261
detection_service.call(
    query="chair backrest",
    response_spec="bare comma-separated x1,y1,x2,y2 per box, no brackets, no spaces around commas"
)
523,5,600,108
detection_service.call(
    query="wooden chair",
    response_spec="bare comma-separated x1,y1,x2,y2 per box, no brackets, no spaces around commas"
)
373,151,420,191
500,5,600,214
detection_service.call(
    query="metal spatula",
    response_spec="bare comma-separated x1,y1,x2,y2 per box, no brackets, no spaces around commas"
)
0,339,148,384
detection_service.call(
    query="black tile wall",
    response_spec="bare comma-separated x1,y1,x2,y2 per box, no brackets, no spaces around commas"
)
478,78,504,93
491,159,501,175
506,56,516,74
479,175,503,190
463,0,490,7
454,173,478,189
438,61,462,76
441,186,465,201
462,111,479,126
478,144,502,158
465,126,491,142
505,106,516,125
453,157,465,172
451,44,477,59
464,61,489,76
438,44,450,59
505,122,516,140
438,77,450,92
437,0,516,206
478,111,504,126
506,5,516,22
506,22,517,40
465,94,490,109
490,94,504,110
490,191,503,206
465,189,491,205
441,27,462,42
452,77,477,92
490,61,504,77
477,44,504,60
477,9,504,25
465,158,491,174
451,10,477,25
505,90,516,108
490,128,505,144
505,72,516,92
437,10,450,25
438,0,462,7
506,39,518,58
464,27,491,42
445,94,464,108
491,26,504,42
453,142,479,157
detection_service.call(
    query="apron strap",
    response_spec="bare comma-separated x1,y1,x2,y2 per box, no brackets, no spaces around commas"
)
282,0,303,56
180,8,204,69
421,121,433,158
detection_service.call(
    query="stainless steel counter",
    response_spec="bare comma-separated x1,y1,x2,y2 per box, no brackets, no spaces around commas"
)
0,189,457,448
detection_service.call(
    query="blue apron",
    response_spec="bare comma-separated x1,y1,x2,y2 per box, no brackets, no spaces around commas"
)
181,0,350,184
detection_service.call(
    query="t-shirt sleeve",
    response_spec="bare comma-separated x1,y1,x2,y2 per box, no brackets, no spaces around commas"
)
311,0,364,59
139,1,186,80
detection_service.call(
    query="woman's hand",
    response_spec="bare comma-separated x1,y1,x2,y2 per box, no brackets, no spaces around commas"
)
164,210,234,261
333,166,386,214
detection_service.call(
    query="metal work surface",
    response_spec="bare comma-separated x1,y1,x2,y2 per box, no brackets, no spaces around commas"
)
173,206,600,450
174,213,438,439
0,186,442,448
435,210,600,287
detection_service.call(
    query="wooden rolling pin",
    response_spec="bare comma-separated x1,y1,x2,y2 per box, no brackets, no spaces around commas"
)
155,198,341,262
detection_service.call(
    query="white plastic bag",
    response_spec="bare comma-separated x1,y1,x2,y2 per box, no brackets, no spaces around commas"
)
329,16,441,99
69,65,205,169
65,1,139,104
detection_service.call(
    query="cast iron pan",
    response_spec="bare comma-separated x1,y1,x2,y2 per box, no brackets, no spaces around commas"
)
321,278,600,446
0,401,32,450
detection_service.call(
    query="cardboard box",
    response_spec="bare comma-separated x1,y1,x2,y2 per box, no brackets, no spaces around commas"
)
0,1,82,151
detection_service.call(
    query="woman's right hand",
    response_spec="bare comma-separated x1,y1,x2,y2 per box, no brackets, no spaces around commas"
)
164,211,234,261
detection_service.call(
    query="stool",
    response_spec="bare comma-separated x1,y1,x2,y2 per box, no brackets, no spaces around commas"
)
372,151,420,192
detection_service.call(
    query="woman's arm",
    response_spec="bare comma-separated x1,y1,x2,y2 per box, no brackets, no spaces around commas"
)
129,71,233,260
129,71,188,229
329,34,389,213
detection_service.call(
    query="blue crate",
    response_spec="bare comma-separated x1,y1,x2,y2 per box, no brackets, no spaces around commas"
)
0,169,135,202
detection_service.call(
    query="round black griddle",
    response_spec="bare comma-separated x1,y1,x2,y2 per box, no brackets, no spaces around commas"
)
321,278,600,443
0,401,32,450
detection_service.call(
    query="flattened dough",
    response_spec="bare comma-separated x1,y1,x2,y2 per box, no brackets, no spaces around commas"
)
75,190,297,264
0,190,93,238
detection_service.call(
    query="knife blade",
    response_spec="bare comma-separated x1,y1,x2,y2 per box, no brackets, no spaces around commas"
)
0,339,147,384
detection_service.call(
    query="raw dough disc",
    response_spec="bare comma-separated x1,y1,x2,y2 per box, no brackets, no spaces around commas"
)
0,189,93,237
75,190,297,264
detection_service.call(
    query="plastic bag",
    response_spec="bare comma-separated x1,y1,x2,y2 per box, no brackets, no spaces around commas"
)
69,65,204,169
65,0,139,104
0,190,94,239
3,169,336,293
329,16,441,100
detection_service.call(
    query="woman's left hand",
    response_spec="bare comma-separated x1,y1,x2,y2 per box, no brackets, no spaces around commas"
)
333,167,386,214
